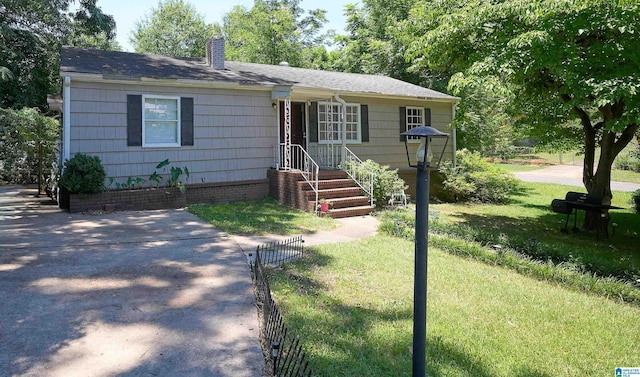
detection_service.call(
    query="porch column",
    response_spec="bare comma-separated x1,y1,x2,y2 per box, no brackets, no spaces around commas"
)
335,93,347,168
272,85,292,170
283,97,292,170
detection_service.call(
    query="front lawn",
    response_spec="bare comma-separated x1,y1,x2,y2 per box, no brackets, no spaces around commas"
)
188,198,336,235
268,236,640,376
425,182,640,284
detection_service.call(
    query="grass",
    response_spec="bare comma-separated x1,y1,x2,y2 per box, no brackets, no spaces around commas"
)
186,185,640,375
494,163,545,172
268,236,640,376
187,198,336,235
612,169,640,184
424,182,640,283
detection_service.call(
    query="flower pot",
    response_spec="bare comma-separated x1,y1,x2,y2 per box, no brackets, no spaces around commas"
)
320,202,329,213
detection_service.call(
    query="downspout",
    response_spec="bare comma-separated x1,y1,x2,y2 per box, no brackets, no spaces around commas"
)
334,92,347,168
452,100,459,167
63,76,71,166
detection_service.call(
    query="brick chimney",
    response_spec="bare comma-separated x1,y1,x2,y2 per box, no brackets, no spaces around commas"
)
206,35,225,70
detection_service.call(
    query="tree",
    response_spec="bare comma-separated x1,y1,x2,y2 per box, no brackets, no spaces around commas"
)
405,0,640,231
130,0,219,57
329,0,448,89
0,0,115,109
222,0,330,67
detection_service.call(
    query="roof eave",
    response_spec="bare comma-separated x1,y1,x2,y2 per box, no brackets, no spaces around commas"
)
60,72,273,91
290,86,460,103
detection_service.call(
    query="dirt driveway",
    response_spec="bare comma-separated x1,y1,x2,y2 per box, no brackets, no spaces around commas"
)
0,186,262,377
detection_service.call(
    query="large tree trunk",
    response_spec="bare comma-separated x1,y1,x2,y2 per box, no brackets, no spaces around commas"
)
576,100,638,233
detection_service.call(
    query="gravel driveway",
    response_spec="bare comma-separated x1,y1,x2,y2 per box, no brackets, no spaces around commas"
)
0,186,262,377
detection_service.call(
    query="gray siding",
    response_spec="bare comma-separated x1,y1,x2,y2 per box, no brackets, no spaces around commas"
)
307,95,454,169
68,81,277,187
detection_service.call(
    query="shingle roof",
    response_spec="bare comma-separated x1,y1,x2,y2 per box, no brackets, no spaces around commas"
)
61,47,457,100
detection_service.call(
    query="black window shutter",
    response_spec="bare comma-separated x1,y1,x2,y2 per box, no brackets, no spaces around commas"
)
127,94,142,146
399,106,406,142
181,97,194,146
361,104,369,142
424,107,432,127
309,102,318,143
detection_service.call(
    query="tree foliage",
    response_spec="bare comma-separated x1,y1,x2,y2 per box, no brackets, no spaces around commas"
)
222,0,330,67
0,108,60,184
130,0,219,57
329,0,449,89
404,0,640,229
0,0,115,109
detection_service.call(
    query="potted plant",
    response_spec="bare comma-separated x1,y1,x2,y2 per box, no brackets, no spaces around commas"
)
318,199,331,213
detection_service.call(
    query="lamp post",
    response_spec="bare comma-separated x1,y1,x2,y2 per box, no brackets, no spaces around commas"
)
401,126,449,377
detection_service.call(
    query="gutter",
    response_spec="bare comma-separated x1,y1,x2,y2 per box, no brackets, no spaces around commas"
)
334,92,347,167
63,76,71,165
452,100,459,167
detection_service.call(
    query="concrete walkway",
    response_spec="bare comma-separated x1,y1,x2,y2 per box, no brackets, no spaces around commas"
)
0,186,262,377
514,164,640,192
231,215,380,254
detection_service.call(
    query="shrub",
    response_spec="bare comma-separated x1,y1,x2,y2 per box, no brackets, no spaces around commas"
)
0,107,59,184
632,189,640,213
614,150,640,172
440,149,520,203
347,159,406,208
60,153,106,194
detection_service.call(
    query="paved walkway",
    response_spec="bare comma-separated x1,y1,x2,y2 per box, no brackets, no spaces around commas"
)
231,215,380,254
514,164,640,192
0,186,263,377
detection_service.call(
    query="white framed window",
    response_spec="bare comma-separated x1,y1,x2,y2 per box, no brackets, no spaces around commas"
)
143,95,181,147
317,102,361,143
405,106,424,141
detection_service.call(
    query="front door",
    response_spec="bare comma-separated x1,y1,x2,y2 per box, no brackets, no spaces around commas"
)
280,102,306,148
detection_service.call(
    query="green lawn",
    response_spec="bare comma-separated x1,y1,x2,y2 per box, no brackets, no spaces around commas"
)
426,182,640,283
187,198,336,235
269,236,640,377
187,190,640,376
612,169,640,184
495,163,546,172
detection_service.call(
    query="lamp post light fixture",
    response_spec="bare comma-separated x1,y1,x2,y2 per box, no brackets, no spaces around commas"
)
401,125,449,377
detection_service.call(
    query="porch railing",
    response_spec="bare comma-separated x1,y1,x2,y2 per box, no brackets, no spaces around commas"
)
311,143,342,169
279,143,320,213
344,146,375,207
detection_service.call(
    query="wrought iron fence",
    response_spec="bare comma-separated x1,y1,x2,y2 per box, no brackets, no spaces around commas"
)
251,236,312,377
255,235,305,266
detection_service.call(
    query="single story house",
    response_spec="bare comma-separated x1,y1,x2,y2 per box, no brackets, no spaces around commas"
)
58,36,459,216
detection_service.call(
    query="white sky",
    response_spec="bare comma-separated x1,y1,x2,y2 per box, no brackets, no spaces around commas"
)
97,0,355,51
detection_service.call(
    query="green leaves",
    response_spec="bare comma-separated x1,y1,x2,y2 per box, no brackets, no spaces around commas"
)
130,0,219,57
222,0,329,67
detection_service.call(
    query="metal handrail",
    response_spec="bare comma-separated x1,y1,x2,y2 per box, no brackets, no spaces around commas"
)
279,143,320,213
343,147,375,207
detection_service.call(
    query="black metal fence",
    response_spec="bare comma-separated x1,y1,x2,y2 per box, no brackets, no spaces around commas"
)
255,235,305,266
251,237,312,377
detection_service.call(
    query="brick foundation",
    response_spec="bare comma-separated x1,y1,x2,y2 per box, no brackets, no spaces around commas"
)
267,169,308,210
67,179,268,213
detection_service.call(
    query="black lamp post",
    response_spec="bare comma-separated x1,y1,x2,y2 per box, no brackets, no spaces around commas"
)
401,126,449,377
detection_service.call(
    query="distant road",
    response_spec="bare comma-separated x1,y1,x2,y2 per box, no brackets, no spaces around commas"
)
514,165,640,192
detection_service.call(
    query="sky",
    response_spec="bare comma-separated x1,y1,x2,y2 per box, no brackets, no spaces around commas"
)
97,0,355,52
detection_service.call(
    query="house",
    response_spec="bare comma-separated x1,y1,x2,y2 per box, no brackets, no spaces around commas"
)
58,36,459,216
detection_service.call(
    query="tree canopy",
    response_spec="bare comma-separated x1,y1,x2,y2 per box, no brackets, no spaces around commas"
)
130,0,219,57
401,0,640,228
0,0,116,109
222,0,331,67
